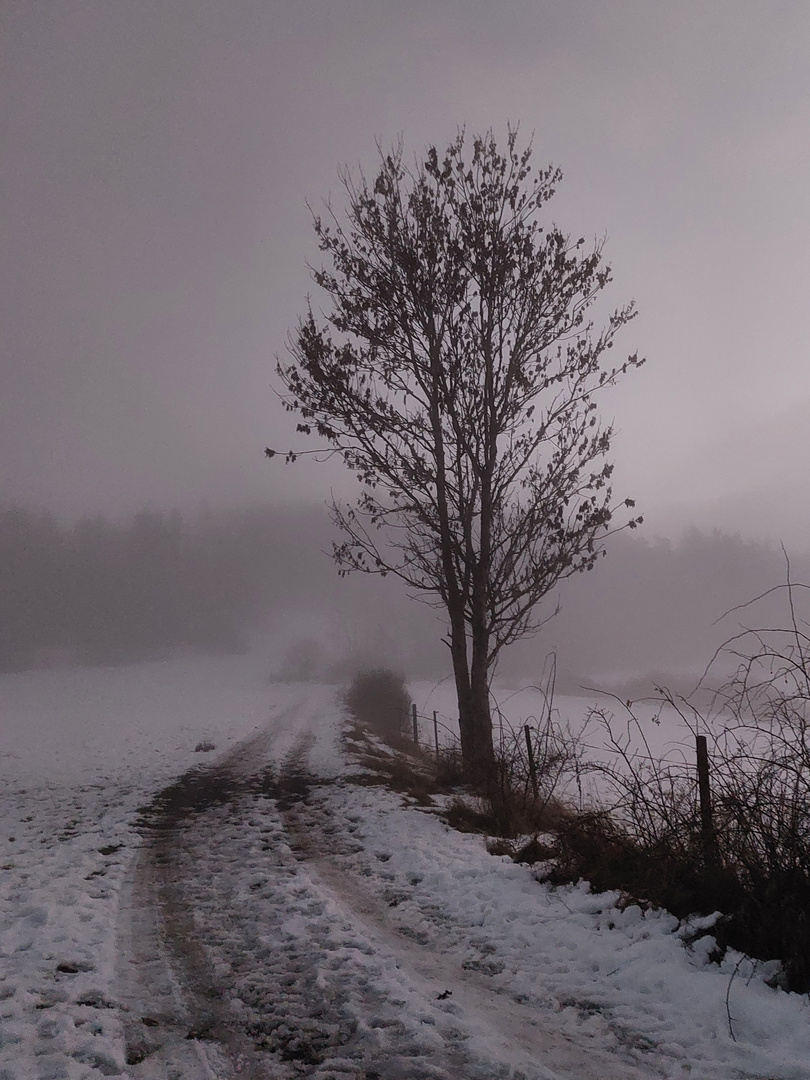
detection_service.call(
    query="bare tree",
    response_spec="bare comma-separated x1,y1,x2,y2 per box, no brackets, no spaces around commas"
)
274,128,643,776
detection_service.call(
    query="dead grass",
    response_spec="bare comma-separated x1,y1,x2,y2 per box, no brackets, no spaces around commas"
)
341,717,441,807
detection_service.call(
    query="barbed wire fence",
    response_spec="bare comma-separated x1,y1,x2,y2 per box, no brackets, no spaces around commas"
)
402,652,723,849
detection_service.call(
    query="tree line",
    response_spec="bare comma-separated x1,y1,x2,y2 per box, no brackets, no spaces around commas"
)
0,504,319,671
2,498,803,698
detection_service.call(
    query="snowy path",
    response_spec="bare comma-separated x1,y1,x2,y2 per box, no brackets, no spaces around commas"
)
3,660,810,1078
119,692,645,1078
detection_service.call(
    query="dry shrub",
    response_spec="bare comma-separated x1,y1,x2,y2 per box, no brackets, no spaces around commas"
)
693,576,810,990
433,662,584,836
343,667,410,742
486,694,586,838
487,834,556,862
538,574,810,992
435,744,466,788
443,794,497,834
544,807,742,922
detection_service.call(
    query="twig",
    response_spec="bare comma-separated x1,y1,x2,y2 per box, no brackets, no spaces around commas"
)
725,954,746,1042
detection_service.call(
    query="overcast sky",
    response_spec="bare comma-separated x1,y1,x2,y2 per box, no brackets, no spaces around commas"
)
2,1,809,545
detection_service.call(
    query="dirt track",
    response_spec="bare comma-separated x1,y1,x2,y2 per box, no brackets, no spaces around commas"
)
115,699,661,1080
117,724,284,1078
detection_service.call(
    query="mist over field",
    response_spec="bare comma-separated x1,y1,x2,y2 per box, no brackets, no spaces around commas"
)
2,3,810,699
2,500,803,696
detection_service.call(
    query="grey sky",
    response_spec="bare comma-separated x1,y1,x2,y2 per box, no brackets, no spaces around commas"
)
2,1,809,543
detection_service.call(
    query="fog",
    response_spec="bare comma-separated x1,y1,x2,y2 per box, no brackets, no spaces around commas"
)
3,4,810,690
3,2,810,541
2,501,804,699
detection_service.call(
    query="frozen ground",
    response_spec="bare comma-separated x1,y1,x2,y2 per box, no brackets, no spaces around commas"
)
1,655,809,1078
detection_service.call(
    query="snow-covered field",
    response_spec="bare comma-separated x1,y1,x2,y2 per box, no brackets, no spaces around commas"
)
1,655,809,1078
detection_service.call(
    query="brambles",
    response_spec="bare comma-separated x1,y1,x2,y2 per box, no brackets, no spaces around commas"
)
536,575,810,992
486,707,584,838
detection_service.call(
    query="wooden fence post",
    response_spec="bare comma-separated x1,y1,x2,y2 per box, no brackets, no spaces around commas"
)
696,734,717,866
524,724,539,800
412,703,419,747
433,711,440,763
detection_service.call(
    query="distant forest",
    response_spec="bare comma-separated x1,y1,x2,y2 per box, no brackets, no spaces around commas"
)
1,502,806,689
0,506,257,670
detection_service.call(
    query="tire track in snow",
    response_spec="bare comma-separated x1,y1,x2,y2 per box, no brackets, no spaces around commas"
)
118,690,482,1077
275,735,663,1080
116,689,664,1078
115,704,302,1079
145,730,487,1078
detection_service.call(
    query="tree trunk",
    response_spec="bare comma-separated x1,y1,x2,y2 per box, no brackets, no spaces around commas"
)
446,600,476,769
470,377,496,779
425,339,481,776
469,599,495,778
